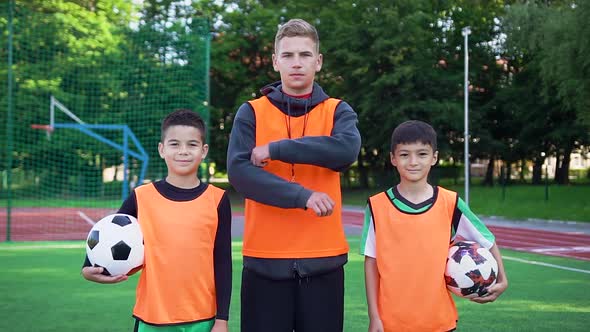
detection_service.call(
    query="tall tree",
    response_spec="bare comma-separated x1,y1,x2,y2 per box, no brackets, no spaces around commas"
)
503,1,590,184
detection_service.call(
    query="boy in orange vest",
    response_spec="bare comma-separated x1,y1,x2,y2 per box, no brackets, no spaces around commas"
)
82,109,232,332
361,120,508,332
227,19,361,331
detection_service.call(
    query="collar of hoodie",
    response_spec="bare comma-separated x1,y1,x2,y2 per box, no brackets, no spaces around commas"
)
259,81,329,117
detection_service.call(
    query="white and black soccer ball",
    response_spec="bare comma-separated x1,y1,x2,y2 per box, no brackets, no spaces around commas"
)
86,214,144,276
445,241,498,297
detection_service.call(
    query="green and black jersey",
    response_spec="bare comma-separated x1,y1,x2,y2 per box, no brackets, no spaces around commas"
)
360,185,495,258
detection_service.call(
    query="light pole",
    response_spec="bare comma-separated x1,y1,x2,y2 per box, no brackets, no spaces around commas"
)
462,26,471,204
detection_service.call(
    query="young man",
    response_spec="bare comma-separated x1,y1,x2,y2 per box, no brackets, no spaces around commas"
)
361,120,508,332
82,109,232,332
227,18,361,332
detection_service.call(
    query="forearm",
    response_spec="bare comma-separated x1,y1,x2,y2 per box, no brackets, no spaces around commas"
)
213,193,232,320
228,159,312,208
490,243,508,285
269,104,361,171
364,257,381,319
269,135,359,170
227,106,312,208
213,258,232,320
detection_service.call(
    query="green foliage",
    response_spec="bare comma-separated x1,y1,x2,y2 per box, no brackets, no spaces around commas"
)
198,0,589,187
2,0,589,209
1,0,210,204
502,1,590,183
203,1,283,171
510,1,590,124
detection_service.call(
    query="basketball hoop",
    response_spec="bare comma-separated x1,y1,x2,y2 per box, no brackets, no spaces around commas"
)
31,124,54,140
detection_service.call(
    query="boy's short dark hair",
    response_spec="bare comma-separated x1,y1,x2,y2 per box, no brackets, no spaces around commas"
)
275,18,319,53
161,109,206,142
390,120,437,152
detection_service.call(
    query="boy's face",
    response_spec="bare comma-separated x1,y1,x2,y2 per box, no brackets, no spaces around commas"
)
273,36,322,96
390,142,438,184
158,125,208,178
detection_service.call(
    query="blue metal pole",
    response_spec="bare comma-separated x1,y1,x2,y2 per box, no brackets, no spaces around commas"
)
53,124,145,160
50,123,148,201
126,128,149,185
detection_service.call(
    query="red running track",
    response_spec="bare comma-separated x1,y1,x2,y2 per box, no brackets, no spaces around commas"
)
0,208,114,242
2,208,590,261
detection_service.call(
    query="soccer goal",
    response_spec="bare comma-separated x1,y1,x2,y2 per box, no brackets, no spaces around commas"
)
2,2,211,242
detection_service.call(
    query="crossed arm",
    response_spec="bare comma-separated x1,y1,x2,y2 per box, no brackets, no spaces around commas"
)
228,102,361,216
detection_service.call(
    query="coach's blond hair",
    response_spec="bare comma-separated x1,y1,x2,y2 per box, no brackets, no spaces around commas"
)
274,18,319,53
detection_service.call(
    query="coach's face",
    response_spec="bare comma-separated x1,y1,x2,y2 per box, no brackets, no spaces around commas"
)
273,36,322,96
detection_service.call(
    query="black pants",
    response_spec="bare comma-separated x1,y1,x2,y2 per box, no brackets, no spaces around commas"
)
241,266,344,332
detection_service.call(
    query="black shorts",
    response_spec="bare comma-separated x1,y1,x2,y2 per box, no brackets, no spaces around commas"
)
240,266,344,332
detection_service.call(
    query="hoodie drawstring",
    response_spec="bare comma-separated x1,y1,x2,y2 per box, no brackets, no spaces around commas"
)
284,95,310,182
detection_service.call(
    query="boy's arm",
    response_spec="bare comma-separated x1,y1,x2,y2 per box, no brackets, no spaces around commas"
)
213,192,232,321
469,243,509,303
453,197,495,249
266,102,361,171
365,257,384,332
360,204,376,257
227,103,313,209
453,197,508,302
361,203,384,331
81,191,138,283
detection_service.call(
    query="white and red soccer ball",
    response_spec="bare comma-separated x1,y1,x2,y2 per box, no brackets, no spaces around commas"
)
445,241,498,297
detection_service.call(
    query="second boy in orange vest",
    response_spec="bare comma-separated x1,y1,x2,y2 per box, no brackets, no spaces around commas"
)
361,120,508,332
227,19,361,332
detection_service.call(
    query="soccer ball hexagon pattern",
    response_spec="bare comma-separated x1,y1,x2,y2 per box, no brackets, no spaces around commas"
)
444,241,498,297
86,214,144,276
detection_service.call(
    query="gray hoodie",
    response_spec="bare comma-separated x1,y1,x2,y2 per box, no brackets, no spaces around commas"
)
227,81,361,279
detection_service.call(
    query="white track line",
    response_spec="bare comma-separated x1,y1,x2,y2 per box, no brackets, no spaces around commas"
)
0,243,85,250
503,255,590,274
77,211,96,226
